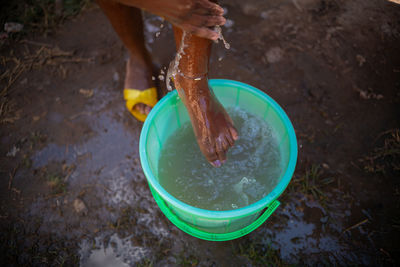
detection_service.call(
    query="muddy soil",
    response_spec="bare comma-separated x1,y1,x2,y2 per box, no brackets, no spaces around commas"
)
1,0,399,266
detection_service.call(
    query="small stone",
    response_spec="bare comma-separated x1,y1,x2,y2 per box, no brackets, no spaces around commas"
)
356,55,366,67
322,163,330,169
6,146,19,157
113,72,120,82
359,89,369,100
357,88,384,100
224,19,234,28
73,198,88,215
320,216,328,223
260,11,270,19
4,22,23,33
265,47,284,63
79,88,94,98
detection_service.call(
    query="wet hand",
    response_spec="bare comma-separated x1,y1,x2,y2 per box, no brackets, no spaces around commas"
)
126,0,226,40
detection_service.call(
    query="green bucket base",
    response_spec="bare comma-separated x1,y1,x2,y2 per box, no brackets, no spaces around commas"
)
150,186,280,241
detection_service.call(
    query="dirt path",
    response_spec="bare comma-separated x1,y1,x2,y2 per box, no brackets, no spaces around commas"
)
1,0,399,265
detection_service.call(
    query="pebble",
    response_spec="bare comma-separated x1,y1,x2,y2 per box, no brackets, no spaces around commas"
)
73,198,88,216
113,72,120,82
6,146,19,157
322,163,330,169
265,47,284,63
4,22,23,33
224,19,234,28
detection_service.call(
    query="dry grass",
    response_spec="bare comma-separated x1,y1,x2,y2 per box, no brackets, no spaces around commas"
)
0,43,92,124
0,0,93,125
360,129,400,174
0,0,92,35
1,43,91,96
0,98,21,124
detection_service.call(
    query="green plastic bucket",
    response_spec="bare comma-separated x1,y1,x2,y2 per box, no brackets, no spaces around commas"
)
139,79,297,241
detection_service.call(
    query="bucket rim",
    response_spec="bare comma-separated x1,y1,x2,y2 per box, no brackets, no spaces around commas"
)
139,79,297,219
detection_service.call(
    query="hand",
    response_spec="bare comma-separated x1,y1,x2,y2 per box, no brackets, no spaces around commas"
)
120,0,226,40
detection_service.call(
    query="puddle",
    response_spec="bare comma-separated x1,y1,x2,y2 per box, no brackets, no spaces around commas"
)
80,234,148,267
254,192,372,265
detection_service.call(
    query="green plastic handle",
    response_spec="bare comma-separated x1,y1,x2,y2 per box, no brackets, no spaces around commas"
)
151,187,280,241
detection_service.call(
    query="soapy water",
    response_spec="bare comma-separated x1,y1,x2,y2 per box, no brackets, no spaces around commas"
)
158,107,282,211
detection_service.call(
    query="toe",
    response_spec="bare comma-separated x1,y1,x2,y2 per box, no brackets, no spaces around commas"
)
201,142,218,164
215,136,228,163
133,103,152,115
144,105,152,115
229,125,238,141
133,103,142,112
215,152,227,165
225,130,235,147
211,159,222,167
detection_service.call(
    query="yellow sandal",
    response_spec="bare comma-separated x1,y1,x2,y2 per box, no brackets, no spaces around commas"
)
123,87,158,122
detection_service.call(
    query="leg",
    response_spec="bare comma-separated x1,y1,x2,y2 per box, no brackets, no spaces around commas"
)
173,27,238,167
97,0,153,115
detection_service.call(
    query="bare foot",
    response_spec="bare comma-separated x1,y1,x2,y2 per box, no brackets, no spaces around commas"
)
125,53,154,116
175,74,238,167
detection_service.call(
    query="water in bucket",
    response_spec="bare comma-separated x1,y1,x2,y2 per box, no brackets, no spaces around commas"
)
158,107,282,211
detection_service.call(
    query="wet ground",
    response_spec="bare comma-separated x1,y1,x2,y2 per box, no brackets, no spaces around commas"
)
1,0,400,266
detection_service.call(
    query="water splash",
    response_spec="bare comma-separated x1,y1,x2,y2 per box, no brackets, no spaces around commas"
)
166,31,188,91
214,25,230,49
165,26,230,91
